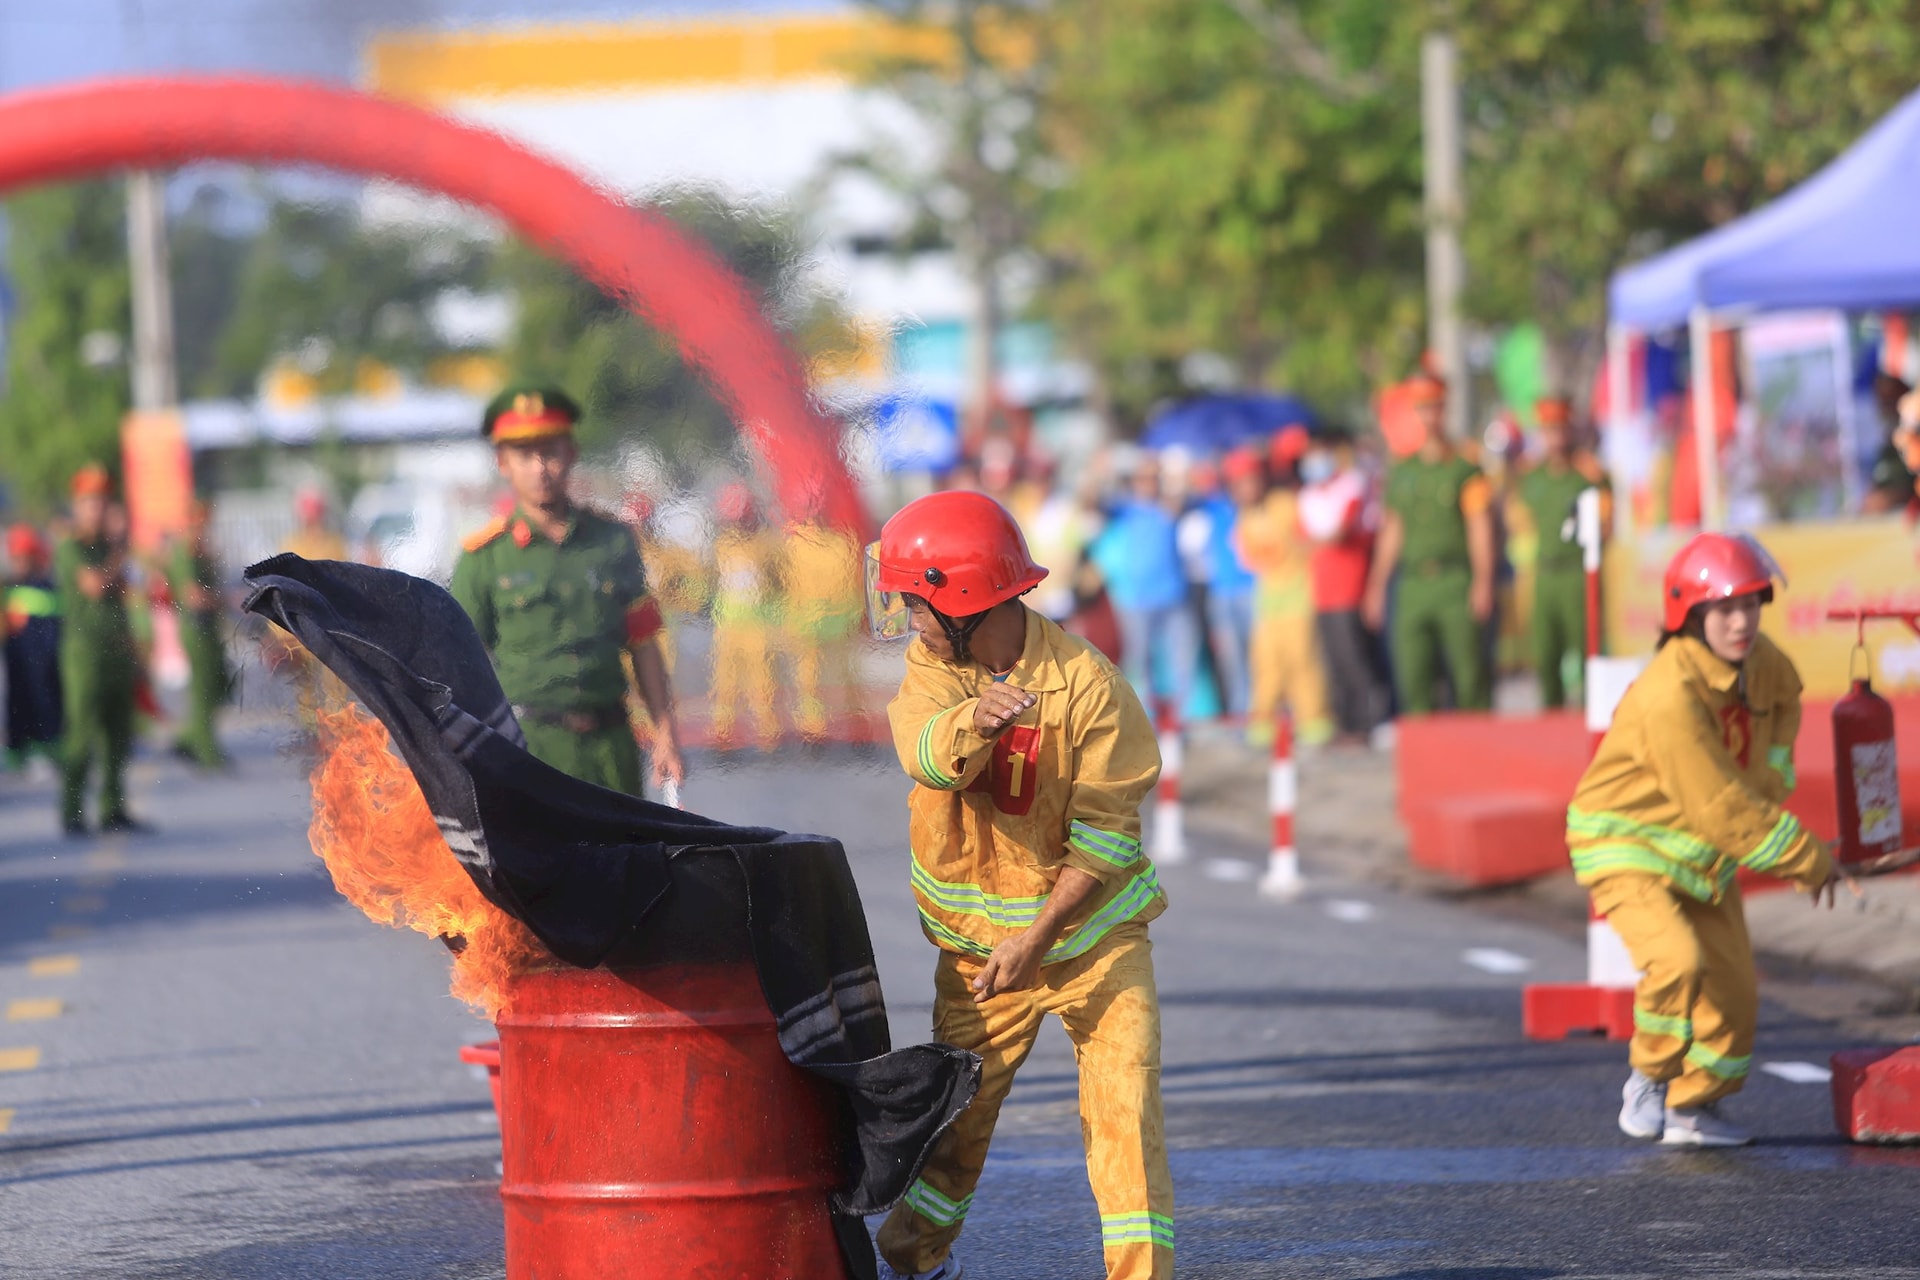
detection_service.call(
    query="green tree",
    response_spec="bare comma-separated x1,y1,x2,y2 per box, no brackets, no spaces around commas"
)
210,197,494,399
1024,0,1427,420
1459,0,1920,389
495,187,851,464
0,181,132,514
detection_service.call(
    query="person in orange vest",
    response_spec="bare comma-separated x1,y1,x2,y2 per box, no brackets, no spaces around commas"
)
868,491,1172,1280
1566,533,1847,1147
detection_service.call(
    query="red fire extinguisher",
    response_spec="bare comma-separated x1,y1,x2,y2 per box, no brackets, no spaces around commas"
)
1833,667,1903,867
1826,609,1920,863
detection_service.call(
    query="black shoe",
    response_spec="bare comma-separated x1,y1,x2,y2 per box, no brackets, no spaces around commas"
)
62,819,89,839
99,811,154,835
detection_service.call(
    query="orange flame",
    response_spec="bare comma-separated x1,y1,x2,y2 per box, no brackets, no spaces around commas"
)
308,701,548,1019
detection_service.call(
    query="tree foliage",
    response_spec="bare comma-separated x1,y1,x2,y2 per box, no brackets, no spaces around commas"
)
1460,0,1920,387
0,181,132,515
495,188,851,464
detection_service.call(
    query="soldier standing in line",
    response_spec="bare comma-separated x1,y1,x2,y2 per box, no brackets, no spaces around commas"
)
1362,375,1497,714
1516,396,1611,710
55,464,151,835
5,524,64,775
168,501,232,768
449,386,685,796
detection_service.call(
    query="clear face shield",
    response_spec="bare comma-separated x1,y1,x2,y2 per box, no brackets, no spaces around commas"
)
864,542,913,641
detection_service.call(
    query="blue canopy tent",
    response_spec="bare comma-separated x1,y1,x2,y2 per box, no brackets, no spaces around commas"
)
1606,85,1920,525
1140,393,1318,455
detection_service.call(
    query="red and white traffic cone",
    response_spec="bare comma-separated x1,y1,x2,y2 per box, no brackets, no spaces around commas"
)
1259,710,1304,900
1152,701,1187,865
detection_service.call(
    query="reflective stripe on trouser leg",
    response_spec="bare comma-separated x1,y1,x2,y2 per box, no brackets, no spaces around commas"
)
1670,885,1757,1108
1586,872,1701,1085
876,951,1048,1276
1587,873,1758,1108
1054,925,1173,1280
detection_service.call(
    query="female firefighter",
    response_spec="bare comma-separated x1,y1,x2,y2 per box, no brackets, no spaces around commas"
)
867,491,1173,1280
1567,533,1846,1147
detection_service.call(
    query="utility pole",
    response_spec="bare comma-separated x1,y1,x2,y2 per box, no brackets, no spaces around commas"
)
1421,31,1468,440
125,170,178,411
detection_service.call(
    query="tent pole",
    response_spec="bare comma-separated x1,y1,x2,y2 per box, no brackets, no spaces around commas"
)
1605,322,1631,539
1831,316,1863,514
1689,306,1721,530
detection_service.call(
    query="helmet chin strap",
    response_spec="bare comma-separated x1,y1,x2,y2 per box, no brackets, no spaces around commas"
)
934,604,991,665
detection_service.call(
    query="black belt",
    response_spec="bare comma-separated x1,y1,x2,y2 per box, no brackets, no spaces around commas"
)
515,704,627,733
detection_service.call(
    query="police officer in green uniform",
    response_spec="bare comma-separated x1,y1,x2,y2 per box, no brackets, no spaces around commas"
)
168,501,232,767
55,464,150,835
450,385,685,796
1515,396,1610,709
1363,374,1496,715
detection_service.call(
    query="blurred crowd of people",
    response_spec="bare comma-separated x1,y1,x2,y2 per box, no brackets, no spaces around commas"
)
925,379,1614,751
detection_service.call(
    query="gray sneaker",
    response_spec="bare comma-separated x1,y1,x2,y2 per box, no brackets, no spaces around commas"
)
1618,1069,1667,1140
1661,1101,1752,1147
880,1254,964,1280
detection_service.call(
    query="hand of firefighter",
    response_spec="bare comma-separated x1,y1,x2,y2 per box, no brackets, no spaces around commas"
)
972,683,1036,738
1810,865,1859,911
972,929,1048,1001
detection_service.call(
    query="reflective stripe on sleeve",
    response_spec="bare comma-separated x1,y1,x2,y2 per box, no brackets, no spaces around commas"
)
1767,744,1796,793
1069,820,1141,870
916,709,959,789
1740,811,1804,873
902,1178,973,1227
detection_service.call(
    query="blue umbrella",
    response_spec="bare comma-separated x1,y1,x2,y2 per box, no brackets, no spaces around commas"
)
1141,394,1318,454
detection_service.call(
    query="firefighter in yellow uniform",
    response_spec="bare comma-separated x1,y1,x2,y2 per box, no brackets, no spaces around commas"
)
707,482,784,748
1567,532,1845,1148
1233,429,1334,745
781,507,866,740
868,491,1173,1280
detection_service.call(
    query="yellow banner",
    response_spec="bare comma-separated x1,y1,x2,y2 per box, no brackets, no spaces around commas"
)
1603,518,1920,698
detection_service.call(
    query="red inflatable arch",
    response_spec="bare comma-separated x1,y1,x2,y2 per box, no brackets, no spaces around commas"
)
0,77,866,533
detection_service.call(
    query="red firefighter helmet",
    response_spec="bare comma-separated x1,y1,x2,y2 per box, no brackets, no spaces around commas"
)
869,491,1047,631
1662,532,1785,632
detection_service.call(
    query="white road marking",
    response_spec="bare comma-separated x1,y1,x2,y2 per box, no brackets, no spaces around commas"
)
1462,947,1533,975
1761,1061,1832,1084
1323,899,1376,923
1203,858,1256,883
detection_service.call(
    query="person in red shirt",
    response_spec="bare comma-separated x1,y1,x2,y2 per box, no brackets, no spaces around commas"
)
1297,428,1390,745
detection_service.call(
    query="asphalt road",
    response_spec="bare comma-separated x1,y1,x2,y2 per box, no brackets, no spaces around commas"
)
1,728,1917,1279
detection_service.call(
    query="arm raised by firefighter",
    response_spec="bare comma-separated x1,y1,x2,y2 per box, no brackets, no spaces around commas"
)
887,647,1018,792
972,665,1159,1000
1639,678,1833,897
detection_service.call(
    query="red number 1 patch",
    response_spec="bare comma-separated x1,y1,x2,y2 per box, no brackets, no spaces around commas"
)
967,724,1044,816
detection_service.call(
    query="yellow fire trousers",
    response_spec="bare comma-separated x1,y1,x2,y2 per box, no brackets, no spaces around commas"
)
707,620,780,747
1590,873,1758,1109
1248,611,1332,744
877,923,1173,1280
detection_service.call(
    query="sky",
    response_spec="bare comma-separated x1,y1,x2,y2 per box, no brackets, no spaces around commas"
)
0,0,835,93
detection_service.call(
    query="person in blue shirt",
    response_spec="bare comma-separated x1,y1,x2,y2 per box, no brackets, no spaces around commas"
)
1176,458,1256,720
1090,453,1198,718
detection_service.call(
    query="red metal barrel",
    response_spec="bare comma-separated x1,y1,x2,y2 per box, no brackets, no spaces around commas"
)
496,963,850,1280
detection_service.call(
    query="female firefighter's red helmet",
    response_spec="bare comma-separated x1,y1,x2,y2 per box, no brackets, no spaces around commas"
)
1662,532,1785,632
867,492,1047,638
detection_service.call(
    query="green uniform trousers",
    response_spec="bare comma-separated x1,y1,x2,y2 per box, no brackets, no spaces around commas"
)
1392,569,1489,714
1532,567,1587,711
521,719,644,797
176,617,231,766
61,651,136,826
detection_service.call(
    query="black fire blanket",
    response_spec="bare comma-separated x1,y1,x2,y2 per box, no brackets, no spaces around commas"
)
241,555,979,1254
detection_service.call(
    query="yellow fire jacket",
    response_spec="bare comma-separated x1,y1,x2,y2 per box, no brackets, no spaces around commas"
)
888,607,1167,964
1567,633,1831,901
